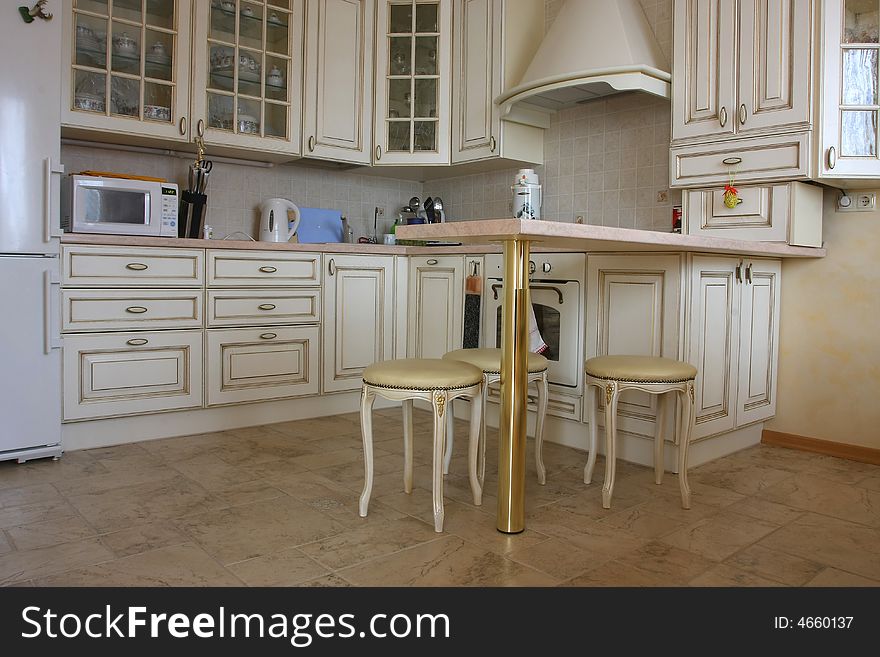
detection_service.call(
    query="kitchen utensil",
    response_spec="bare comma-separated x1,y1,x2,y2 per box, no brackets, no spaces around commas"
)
259,198,301,242
432,196,445,222
423,197,435,223
408,196,421,214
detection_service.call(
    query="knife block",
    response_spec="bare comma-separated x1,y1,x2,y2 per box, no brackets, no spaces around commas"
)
179,191,207,238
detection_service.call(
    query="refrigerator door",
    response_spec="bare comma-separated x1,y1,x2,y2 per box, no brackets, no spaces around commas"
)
0,256,62,458
0,4,62,255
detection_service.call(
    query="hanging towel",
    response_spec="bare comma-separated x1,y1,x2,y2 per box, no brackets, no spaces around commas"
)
462,261,482,349
529,303,548,354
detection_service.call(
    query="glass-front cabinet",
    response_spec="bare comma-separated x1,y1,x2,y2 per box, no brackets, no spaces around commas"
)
373,0,451,165
62,0,193,140
821,0,880,178
192,0,304,155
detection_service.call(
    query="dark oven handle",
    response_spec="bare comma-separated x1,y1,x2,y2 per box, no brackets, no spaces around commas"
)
491,283,564,304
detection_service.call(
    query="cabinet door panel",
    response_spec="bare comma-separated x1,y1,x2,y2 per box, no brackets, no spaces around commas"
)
672,0,737,141
738,0,812,133
407,256,463,358
737,260,780,425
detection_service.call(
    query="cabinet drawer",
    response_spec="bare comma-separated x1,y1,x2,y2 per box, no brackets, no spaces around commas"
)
207,288,320,327
670,132,810,187
62,245,203,287
62,330,203,421
206,325,320,406
207,250,321,286
62,289,204,332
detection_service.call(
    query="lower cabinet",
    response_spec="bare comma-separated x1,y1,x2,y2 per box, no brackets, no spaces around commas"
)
206,325,320,406
407,255,464,358
322,254,395,393
62,330,203,421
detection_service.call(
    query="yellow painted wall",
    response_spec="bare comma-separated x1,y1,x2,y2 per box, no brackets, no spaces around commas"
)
765,190,880,448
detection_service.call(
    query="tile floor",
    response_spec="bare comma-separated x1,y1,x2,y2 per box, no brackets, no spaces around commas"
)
1,409,879,587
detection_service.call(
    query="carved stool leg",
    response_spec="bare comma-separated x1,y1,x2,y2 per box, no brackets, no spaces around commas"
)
584,383,599,484
601,382,620,509
402,399,414,494
358,387,377,517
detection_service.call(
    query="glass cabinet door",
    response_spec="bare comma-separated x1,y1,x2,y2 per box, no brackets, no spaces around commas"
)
192,0,303,154
374,0,450,164
64,0,192,140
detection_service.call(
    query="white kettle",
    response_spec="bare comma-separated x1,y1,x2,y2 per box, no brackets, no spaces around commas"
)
259,198,301,242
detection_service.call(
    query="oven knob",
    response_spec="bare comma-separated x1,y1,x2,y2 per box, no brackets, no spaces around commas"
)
528,261,536,275
542,262,552,273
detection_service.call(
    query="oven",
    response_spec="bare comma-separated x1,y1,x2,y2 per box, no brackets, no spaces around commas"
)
483,253,585,393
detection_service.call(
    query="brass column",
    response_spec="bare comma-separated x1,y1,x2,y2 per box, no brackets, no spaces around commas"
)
497,238,531,533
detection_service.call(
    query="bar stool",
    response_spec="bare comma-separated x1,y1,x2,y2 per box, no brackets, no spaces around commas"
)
358,358,484,533
583,355,697,509
442,348,550,484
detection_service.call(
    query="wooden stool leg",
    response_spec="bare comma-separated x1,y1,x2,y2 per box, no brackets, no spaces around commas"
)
358,387,377,517
402,399,414,494
534,373,549,485
443,399,455,475
431,391,447,532
601,383,619,509
467,389,483,506
478,378,489,486
584,383,599,484
654,391,669,485
678,383,694,509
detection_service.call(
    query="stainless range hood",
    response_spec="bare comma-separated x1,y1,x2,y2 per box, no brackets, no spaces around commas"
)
496,0,671,114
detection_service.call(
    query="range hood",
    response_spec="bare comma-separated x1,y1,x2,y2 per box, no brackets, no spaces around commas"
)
496,0,671,114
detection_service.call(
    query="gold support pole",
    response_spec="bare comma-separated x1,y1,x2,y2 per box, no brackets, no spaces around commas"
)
497,238,530,533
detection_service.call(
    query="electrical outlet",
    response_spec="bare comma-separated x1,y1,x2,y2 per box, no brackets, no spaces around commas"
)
376,206,385,217
838,193,875,212
575,215,584,224
656,190,668,203
857,193,875,209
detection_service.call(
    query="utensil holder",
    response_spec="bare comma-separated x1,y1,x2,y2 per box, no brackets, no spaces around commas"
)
179,191,208,238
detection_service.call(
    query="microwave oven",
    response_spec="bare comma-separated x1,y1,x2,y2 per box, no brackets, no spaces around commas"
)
61,175,179,237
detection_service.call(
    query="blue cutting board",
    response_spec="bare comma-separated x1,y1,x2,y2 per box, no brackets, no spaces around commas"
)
295,207,344,243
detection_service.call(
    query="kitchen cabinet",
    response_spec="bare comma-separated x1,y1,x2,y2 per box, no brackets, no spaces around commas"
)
206,249,321,286
62,288,204,332
406,255,463,358
302,0,374,164
62,244,204,287
687,255,781,439
450,0,544,165
373,0,451,165
322,254,395,392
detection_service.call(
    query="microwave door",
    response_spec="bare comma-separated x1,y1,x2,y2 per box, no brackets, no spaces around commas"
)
75,182,152,234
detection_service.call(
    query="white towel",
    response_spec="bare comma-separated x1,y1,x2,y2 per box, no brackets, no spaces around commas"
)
529,303,548,354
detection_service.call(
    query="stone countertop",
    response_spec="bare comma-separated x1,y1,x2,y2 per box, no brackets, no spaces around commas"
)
396,219,828,258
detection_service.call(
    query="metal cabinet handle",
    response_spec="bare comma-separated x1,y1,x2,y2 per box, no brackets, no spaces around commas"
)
179,116,187,135
375,145,382,160
719,106,728,127
197,119,205,137
489,135,496,152
491,282,563,304
125,263,149,271
745,263,753,284
739,104,747,126
125,306,148,314
827,146,837,170
426,258,438,265
308,136,315,152
259,332,277,340
43,157,64,242
328,258,335,276
722,157,742,166
258,303,276,311
126,338,148,346
258,266,277,273
735,261,743,284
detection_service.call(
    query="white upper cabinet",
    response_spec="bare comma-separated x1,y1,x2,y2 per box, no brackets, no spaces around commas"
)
373,0,452,165
302,0,374,164
451,0,544,165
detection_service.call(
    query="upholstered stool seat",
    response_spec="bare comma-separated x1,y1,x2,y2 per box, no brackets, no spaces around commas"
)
583,355,697,510
442,348,550,484
359,358,484,533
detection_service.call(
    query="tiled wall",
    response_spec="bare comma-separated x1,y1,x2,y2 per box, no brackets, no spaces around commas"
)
426,0,679,231
61,145,422,240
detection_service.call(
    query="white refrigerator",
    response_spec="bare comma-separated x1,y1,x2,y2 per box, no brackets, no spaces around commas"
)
0,3,64,462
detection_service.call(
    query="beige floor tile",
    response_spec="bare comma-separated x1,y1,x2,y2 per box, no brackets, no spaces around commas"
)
339,535,558,586
0,538,114,585
374,487,438,518
550,482,656,522
758,472,880,527
53,464,183,497
288,447,370,471
170,453,267,491
0,452,107,490
0,532,11,556
563,559,677,587
32,543,241,586
689,564,785,587
530,512,648,559
176,495,347,564
690,460,795,496
138,432,230,462
0,498,80,530
758,513,880,580
659,510,779,562
856,474,880,492
801,455,880,486
99,521,190,558
805,567,880,587
0,483,63,509
599,504,693,539
727,445,817,472
299,574,352,587
613,541,716,583
298,516,439,570
724,497,805,526
508,537,612,581
228,547,329,586
725,544,824,586
6,515,97,551
206,481,288,508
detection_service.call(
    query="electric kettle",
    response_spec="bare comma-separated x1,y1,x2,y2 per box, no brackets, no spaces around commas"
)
259,198,301,242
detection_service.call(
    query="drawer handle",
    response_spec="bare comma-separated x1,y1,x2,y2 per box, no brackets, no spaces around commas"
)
722,157,742,166
125,306,148,314
259,332,277,340
308,135,316,152
426,258,438,265
126,338,148,346
258,303,276,311
827,146,837,170
375,145,382,161
259,266,278,273
719,106,728,128
739,103,747,126
125,263,149,271
328,258,336,276
490,136,496,152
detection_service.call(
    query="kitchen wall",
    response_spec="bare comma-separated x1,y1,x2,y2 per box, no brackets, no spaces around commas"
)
765,190,880,450
425,0,677,230
61,144,422,240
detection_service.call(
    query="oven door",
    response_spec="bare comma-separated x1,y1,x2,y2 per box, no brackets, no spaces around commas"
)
483,279,582,389
71,178,160,236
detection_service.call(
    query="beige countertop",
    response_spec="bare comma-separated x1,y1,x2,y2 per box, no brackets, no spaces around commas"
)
396,219,827,258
